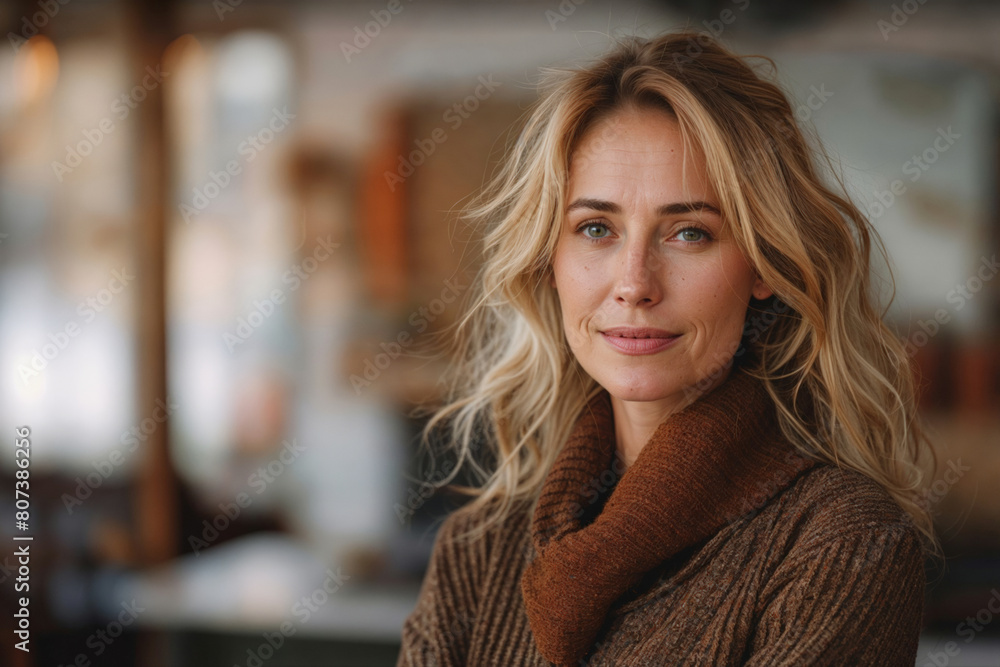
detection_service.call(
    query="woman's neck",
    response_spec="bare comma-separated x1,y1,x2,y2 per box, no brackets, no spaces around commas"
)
611,405,662,469
608,368,735,468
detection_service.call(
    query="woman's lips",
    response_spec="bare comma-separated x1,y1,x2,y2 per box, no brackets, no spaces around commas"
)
599,331,681,355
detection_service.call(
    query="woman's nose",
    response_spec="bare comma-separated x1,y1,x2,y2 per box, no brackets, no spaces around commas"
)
613,242,663,307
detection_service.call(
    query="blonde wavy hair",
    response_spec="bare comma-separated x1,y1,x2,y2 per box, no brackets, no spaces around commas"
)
409,30,942,564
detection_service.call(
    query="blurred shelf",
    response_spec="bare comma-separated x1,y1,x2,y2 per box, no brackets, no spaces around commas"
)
113,532,421,643
916,634,1000,666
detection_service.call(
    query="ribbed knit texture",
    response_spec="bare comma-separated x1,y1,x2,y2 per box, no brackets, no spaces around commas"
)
522,368,817,665
398,369,927,666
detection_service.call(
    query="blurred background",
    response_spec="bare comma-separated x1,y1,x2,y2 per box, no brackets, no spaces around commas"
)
0,0,997,665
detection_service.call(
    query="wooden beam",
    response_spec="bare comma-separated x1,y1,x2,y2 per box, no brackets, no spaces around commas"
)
127,0,178,567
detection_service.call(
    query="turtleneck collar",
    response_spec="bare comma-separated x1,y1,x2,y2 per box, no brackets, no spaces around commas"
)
520,366,818,666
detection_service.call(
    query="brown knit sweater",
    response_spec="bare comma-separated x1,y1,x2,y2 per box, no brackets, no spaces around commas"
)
397,368,927,666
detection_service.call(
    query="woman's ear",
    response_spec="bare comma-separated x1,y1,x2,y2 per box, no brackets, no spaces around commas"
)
751,275,772,301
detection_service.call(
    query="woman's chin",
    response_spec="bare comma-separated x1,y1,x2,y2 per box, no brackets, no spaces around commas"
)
601,379,686,404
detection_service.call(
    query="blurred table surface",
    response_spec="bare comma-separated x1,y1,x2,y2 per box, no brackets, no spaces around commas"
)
113,532,421,642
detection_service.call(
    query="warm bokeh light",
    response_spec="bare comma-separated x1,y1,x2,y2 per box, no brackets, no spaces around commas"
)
13,34,59,108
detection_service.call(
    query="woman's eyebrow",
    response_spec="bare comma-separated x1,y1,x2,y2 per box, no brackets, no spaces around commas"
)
566,198,721,217
658,201,721,217
566,198,620,214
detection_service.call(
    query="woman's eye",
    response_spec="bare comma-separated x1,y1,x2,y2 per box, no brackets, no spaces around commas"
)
581,222,610,239
677,227,710,243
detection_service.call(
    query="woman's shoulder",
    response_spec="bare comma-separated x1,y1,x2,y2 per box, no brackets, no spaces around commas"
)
430,497,534,556
769,461,925,554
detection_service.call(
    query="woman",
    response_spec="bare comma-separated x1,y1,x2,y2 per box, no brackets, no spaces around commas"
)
398,30,941,667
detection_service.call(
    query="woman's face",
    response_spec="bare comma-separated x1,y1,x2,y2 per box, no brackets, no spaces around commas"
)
550,104,772,413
